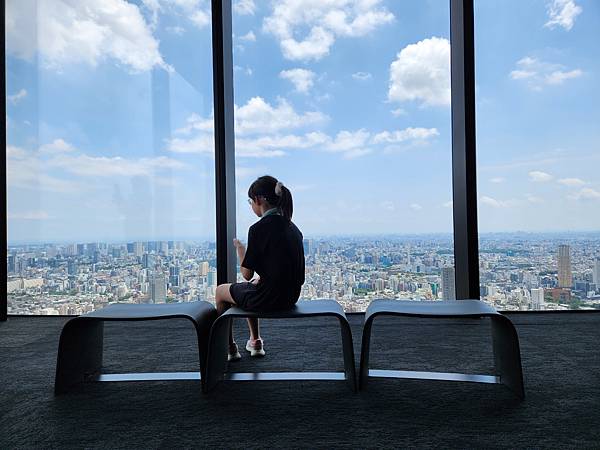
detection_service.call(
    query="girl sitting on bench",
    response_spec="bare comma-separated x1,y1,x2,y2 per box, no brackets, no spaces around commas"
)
215,175,305,360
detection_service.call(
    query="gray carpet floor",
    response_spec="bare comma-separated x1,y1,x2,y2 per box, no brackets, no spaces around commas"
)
1,313,599,449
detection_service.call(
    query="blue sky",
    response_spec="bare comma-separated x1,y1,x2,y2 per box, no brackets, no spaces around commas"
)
5,0,599,244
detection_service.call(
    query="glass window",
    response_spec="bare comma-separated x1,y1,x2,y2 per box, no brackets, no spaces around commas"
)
231,0,454,311
6,0,215,314
475,0,600,311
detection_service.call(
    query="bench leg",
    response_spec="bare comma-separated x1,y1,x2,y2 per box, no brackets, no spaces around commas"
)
192,309,218,392
55,319,104,395
204,315,231,393
359,316,374,391
338,316,357,392
491,316,525,400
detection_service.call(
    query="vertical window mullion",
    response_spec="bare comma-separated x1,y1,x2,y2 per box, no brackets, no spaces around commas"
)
212,0,237,286
450,0,480,299
2,0,8,321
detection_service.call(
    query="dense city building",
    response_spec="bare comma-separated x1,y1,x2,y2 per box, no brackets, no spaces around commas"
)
7,234,600,315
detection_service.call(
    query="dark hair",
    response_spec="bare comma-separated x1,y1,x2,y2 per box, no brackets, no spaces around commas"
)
248,175,293,221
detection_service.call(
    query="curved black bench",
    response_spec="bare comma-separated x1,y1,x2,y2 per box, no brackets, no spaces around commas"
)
55,301,216,394
360,299,524,400
204,299,356,393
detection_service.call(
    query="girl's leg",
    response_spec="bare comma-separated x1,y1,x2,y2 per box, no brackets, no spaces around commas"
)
215,283,236,346
246,318,260,341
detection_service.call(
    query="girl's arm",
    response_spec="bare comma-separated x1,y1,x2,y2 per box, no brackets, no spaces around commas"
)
233,238,254,281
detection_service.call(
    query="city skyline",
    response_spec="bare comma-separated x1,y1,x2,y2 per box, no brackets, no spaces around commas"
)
5,0,600,243
7,234,600,315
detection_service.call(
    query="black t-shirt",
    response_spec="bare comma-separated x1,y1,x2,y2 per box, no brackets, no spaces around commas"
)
241,214,305,310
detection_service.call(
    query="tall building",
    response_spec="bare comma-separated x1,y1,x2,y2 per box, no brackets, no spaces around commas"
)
142,254,155,269
303,239,314,256
207,269,217,287
200,261,210,277
557,245,572,288
441,266,456,300
150,273,167,304
133,242,144,257
159,241,169,255
593,258,600,286
169,266,181,287
531,288,544,311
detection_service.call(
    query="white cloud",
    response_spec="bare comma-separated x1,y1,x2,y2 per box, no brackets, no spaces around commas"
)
175,113,213,135
168,135,214,154
263,0,394,61
480,196,514,208
490,177,505,183
327,129,370,152
8,140,187,199
165,25,186,35
8,89,27,105
234,0,256,15
6,0,166,72
529,171,553,182
8,211,52,220
352,71,372,81
558,177,585,186
510,57,582,90
235,97,328,134
389,37,450,107
239,30,257,42
47,153,187,177
234,65,253,75
545,69,582,85
190,9,210,28
169,99,438,161
372,127,439,144
526,194,544,203
391,108,406,117
6,145,85,192
380,201,395,211
6,145,28,159
280,68,316,93
409,203,423,211
443,201,453,208
569,188,600,200
545,0,582,31
39,139,76,154
143,0,211,30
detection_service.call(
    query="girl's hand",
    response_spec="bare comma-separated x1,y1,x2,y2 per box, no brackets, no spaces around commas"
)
233,238,245,260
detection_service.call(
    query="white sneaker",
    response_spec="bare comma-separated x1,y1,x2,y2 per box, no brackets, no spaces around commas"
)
245,338,266,357
228,342,241,362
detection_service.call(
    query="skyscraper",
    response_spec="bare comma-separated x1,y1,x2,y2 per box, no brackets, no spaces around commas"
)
593,258,600,286
530,288,544,311
150,273,167,304
441,266,456,300
557,245,572,288
303,239,314,256
200,261,210,277
207,269,217,287
169,266,181,287
133,242,144,258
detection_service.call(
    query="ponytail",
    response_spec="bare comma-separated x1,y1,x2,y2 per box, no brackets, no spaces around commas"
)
278,185,293,222
248,175,294,222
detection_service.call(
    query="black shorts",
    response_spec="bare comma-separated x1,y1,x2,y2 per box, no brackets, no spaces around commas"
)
229,281,259,310
229,281,297,312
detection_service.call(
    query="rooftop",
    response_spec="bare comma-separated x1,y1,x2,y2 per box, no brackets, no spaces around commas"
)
1,313,599,448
